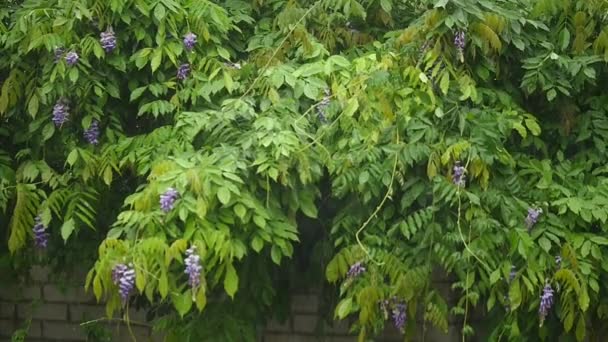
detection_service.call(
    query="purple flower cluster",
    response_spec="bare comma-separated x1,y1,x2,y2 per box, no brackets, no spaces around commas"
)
183,32,197,51
379,297,407,333
391,301,407,333
525,207,542,231
454,30,466,51
317,88,331,123
184,246,202,289
177,63,191,81
100,28,117,53
346,261,365,278
112,263,135,303
539,283,554,325
83,120,100,145
65,51,79,66
54,47,65,63
452,161,466,187
160,187,179,213
52,100,70,127
32,215,49,248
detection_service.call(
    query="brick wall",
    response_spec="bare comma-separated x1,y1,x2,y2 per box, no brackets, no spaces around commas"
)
0,267,461,342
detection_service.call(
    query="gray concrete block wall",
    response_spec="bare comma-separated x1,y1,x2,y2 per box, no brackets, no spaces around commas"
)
0,267,462,342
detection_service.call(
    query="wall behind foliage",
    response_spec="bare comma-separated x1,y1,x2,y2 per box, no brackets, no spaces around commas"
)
0,266,461,342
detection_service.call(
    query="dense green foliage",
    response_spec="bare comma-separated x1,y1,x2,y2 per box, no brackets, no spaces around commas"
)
3,0,608,341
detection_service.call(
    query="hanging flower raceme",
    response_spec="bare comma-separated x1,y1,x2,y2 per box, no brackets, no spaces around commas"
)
454,30,466,51
346,261,365,278
177,63,191,81
100,28,117,53
160,187,179,213
525,207,542,231
32,215,49,249
64,51,79,66
112,263,135,303
184,246,202,289
317,88,331,123
53,47,64,63
379,297,407,333
452,161,466,187
183,32,197,51
539,283,554,326
83,120,100,145
52,100,70,127
391,301,407,333
509,265,516,282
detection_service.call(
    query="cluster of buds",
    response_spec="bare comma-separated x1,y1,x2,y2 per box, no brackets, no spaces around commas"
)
224,61,242,70
317,88,331,123
65,51,79,66
452,161,466,187
526,207,542,231
346,261,365,278
454,30,466,52
183,32,197,51
177,63,191,81
100,28,117,53
83,120,100,145
52,99,70,127
32,215,49,249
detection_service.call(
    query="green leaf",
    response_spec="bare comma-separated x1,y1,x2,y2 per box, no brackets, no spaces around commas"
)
195,286,207,311
251,236,263,252
159,272,169,299
513,122,527,138
538,236,551,252
575,315,585,341
66,149,78,166
489,269,501,285
343,98,359,117
434,0,449,8
130,87,147,102
335,297,353,319
579,287,589,312
253,215,266,228
28,94,39,117
61,218,75,242
172,291,193,317
224,263,238,298
546,89,557,101
559,28,570,50
508,280,521,310
217,187,231,205
439,72,450,95
300,199,318,218
154,4,166,21
151,49,162,72
271,245,281,265
42,123,55,141
233,204,246,219
524,118,541,136
69,68,79,83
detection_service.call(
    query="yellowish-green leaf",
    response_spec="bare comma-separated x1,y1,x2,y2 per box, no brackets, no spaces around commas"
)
151,49,162,72
61,218,75,242
224,263,238,298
